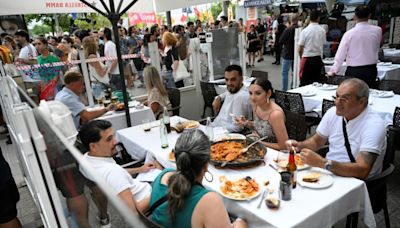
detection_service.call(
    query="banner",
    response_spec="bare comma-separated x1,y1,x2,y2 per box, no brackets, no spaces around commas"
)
244,0,272,8
128,12,157,25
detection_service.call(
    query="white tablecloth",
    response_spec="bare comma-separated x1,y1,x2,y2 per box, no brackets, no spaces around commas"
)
95,106,155,131
324,63,400,80
289,85,398,126
116,116,376,228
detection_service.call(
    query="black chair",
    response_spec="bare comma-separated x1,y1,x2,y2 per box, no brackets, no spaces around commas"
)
200,81,218,118
322,99,335,117
326,75,353,85
167,87,181,116
274,90,320,132
138,211,161,228
251,70,268,80
378,80,400,95
393,106,400,128
391,107,400,152
284,111,308,141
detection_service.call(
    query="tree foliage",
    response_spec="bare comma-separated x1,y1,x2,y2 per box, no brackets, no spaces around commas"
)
31,24,52,36
25,14,71,34
210,2,223,21
74,13,111,31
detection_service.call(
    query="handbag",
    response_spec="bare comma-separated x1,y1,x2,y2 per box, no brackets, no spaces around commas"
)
173,57,190,82
40,79,58,101
342,118,356,163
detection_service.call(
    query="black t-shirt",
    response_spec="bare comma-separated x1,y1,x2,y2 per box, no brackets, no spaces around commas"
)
163,47,179,71
256,24,266,39
0,149,12,185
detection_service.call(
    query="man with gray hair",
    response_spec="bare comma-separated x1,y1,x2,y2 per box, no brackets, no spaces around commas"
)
287,78,386,180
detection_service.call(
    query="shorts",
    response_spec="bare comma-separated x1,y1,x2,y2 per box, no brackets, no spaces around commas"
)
53,163,87,198
0,178,20,224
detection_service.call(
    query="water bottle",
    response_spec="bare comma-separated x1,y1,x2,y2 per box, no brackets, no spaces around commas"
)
163,107,171,133
206,117,214,141
160,118,169,148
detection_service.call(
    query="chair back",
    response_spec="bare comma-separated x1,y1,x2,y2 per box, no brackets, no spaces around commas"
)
378,80,400,95
284,111,308,141
275,90,306,113
138,211,162,228
322,99,335,117
251,70,268,80
200,81,218,108
167,88,181,116
394,106,400,128
326,75,352,85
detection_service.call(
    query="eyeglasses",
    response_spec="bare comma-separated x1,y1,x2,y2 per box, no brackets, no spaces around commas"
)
332,95,352,103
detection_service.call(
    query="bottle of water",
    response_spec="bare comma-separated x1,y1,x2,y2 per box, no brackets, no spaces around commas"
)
163,107,171,133
160,118,169,148
206,117,214,141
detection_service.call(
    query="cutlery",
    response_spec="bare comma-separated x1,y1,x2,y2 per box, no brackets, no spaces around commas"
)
257,188,268,209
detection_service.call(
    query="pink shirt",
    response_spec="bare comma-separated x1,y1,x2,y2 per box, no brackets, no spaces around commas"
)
330,22,382,74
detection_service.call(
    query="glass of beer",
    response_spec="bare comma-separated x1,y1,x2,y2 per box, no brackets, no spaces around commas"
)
97,96,104,107
142,119,152,132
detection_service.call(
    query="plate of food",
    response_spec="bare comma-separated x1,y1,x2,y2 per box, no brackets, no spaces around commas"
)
275,154,310,171
115,103,125,112
318,84,338,91
176,120,200,130
210,138,266,168
371,90,394,98
220,176,261,200
297,170,333,189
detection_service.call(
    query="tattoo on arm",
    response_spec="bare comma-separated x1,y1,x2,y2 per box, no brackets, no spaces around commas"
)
360,152,378,166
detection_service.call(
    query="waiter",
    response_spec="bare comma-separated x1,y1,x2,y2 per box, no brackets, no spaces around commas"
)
328,5,382,89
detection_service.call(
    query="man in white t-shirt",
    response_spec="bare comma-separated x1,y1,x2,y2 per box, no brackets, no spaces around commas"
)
287,78,386,180
14,29,39,82
100,27,121,90
298,10,326,86
212,65,250,133
79,120,161,213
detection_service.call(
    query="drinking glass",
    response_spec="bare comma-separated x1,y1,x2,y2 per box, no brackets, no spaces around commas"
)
142,119,152,132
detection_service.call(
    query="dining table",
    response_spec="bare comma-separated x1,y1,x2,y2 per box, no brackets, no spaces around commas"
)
288,84,399,126
90,105,155,131
115,116,376,228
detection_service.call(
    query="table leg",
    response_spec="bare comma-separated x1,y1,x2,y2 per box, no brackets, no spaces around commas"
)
346,212,359,228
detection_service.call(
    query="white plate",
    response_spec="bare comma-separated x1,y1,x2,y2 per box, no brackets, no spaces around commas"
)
318,84,338,91
371,91,394,98
215,133,246,141
300,90,317,97
297,171,333,189
220,180,261,201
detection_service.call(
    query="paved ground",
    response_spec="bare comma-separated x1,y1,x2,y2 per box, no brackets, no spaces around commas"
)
2,54,400,227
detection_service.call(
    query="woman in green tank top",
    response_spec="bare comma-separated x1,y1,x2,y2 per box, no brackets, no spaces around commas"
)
146,130,248,228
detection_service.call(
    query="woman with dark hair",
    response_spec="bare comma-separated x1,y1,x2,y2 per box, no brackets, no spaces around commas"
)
147,130,247,228
247,24,259,67
236,78,288,150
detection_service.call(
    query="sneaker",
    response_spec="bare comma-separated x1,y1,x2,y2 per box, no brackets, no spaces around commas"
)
97,214,111,228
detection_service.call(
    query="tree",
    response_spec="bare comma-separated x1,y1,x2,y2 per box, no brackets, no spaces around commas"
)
74,13,111,31
210,2,222,21
25,14,71,34
31,24,52,36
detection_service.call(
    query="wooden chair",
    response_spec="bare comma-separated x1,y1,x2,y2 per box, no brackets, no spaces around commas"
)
322,99,335,117
251,70,268,80
378,80,400,95
200,81,218,118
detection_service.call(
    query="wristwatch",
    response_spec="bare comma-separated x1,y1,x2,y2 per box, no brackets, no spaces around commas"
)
324,160,333,171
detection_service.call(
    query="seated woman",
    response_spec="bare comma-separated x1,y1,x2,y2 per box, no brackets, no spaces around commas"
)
237,78,288,150
147,130,247,228
143,66,171,119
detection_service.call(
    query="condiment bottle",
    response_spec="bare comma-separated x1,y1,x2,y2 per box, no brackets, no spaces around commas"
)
286,147,297,188
162,107,171,133
160,118,169,148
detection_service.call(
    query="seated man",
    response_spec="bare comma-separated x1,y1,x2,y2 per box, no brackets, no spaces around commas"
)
288,78,386,180
55,70,115,130
79,120,160,212
212,65,251,133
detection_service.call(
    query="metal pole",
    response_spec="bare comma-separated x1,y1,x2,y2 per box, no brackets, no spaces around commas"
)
166,11,172,27
109,0,132,127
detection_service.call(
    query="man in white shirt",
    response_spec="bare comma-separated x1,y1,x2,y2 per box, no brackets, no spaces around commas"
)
79,120,160,213
212,65,250,133
100,27,121,90
298,10,326,86
287,78,386,180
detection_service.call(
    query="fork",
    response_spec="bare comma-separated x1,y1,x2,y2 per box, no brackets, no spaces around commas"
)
257,188,268,209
